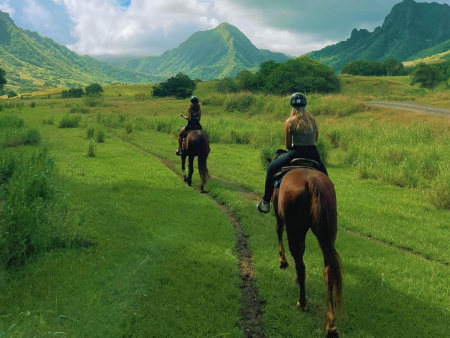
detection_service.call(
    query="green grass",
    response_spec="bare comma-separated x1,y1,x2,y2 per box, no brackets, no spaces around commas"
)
1,88,449,337
0,108,241,337
116,128,450,337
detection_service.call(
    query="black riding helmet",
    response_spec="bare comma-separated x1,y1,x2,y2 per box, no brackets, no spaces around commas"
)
290,92,307,107
190,96,199,104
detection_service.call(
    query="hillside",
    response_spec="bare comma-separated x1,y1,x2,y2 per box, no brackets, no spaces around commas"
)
308,0,450,71
0,11,157,92
118,23,289,80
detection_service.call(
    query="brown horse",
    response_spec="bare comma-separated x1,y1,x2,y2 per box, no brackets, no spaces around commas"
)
272,167,342,337
181,130,210,192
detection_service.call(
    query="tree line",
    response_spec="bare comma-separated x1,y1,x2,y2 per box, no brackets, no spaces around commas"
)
61,83,103,98
341,58,450,89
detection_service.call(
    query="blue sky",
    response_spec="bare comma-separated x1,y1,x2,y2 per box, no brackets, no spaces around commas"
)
1,0,450,57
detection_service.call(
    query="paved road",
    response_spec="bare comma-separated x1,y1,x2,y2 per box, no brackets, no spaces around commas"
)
367,101,450,117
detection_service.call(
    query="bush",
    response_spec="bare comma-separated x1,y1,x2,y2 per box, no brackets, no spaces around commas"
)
0,116,40,147
86,126,95,138
30,101,36,108
87,140,96,157
70,105,90,114
59,114,80,128
42,116,55,125
95,128,105,143
126,124,133,134
83,94,105,107
429,167,450,209
0,149,55,267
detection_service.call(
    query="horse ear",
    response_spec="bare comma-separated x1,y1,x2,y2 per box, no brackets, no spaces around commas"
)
266,157,272,164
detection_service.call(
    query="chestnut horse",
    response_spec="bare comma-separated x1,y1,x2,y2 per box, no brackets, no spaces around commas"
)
181,130,210,192
272,167,342,337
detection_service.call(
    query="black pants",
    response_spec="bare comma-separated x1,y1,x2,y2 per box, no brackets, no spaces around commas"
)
263,146,328,202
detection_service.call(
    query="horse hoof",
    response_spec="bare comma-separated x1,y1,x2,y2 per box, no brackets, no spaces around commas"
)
200,189,208,194
296,300,307,312
326,330,339,338
279,261,289,269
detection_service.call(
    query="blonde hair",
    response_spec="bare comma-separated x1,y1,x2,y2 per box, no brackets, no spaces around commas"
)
189,102,201,113
290,107,316,133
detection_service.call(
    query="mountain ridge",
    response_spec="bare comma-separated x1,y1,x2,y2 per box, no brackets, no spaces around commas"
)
307,0,450,71
0,11,158,91
118,22,290,80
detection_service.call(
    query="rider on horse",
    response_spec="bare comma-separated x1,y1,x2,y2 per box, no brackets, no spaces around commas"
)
176,96,202,156
257,92,329,213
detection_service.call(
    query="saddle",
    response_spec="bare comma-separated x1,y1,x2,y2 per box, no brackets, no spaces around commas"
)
274,158,320,188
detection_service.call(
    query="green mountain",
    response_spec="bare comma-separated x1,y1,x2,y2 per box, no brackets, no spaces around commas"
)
0,11,156,91
308,0,450,71
119,23,289,80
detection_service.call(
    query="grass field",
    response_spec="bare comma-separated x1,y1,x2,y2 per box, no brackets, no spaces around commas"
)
0,83,449,337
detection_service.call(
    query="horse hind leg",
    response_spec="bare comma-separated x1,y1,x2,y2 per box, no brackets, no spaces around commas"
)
287,229,307,310
276,215,288,269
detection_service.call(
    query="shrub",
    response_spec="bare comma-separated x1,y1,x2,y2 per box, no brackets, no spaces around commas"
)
42,116,55,125
59,114,80,128
95,128,105,143
126,123,133,134
70,105,90,114
30,101,36,108
87,140,96,157
86,126,95,138
0,149,55,267
429,167,450,209
83,94,105,107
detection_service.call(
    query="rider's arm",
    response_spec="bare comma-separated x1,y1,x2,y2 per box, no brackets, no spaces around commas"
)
180,107,190,120
285,120,293,150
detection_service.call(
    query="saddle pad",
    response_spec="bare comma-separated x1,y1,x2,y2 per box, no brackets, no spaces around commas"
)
274,166,320,188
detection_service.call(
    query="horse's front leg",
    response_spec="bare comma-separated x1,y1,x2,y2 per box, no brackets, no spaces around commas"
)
181,154,187,182
276,214,288,269
187,155,194,187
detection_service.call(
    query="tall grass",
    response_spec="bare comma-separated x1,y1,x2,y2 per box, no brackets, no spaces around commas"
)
0,149,86,269
0,115,41,147
324,121,450,208
59,114,81,128
202,92,367,118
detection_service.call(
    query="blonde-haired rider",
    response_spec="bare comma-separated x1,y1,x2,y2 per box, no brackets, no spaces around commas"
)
257,92,328,213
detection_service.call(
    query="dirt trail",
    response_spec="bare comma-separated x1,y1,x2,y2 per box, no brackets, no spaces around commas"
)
367,101,450,116
115,135,266,337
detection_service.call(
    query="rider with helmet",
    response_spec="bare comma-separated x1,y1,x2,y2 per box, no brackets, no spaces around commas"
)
176,96,202,156
257,92,328,213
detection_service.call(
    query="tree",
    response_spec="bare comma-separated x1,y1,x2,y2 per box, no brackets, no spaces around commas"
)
153,73,196,99
341,60,386,76
235,69,258,92
216,77,238,93
0,68,6,91
382,59,404,76
410,63,441,89
263,56,340,95
85,83,103,96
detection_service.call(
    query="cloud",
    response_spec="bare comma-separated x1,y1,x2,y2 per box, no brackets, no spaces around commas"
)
23,0,56,29
51,0,219,56
0,0,15,15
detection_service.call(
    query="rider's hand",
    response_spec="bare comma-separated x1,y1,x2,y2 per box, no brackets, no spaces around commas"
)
180,113,183,117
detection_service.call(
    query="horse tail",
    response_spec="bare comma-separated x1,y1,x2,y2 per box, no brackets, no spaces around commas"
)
197,132,210,187
309,176,342,315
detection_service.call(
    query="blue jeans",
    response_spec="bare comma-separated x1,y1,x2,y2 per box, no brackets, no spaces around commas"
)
263,146,328,202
